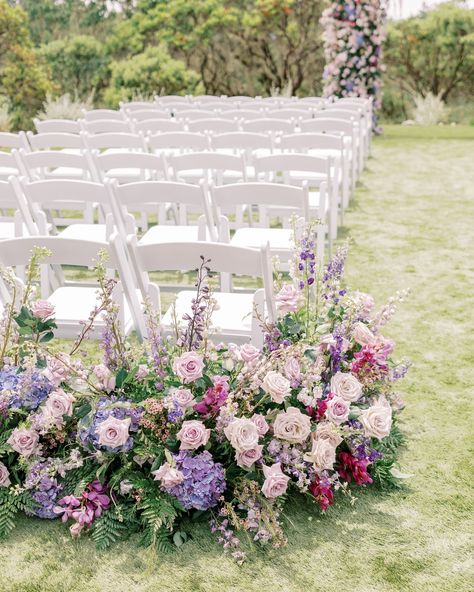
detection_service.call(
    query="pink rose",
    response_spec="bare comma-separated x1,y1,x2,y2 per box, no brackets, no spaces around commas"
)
95,416,131,449
352,322,377,346
173,388,196,409
236,445,263,468
326,396,350,425
43,389,75,420
177,420,210,450
272,407,311,444
0,461,10,487
240,343,261,363
284,357,301,384
359,397,392,440
261,463,290,499
93,365,116,393
43,354,70,386
251,413,269,436
152,462,185,488
304,438,337,473
172,352,204,384
275,284,300,315
31,299,55,320
7,427,40,457
224,418,259,452
262,371,291,404
330,372,362,402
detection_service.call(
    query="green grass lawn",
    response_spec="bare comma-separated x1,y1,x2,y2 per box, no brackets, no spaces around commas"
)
0,126,473,592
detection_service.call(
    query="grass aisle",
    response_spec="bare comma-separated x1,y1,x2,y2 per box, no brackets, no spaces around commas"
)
0,128,473,592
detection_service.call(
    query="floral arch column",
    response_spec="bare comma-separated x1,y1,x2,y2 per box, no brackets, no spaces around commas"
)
321,0,387,129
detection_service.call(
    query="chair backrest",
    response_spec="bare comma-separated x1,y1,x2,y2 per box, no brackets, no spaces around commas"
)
20,178,112,211
80,119,133,134
126,109,171,122
83,132,147,152
34,119,81,134
134,119,185,134
26,132,84,151
315,109,357,123
280,132,344,152
93,151,169,182
0,178,40,236
0,132,29,150
194,102,234,111
210,132,273,151
120,101,157,111
147,131,210,153
0,152,20,176
255,153,329,178
83,109,125,122
169,151,247,184
155,95,190,106
241,118,296,133
187,119,240,133
174,109,216,121
108,179,216,240
300,118,356,137
211,182,309,224
14,149,95,181
218,110,265,120
267,108,312,119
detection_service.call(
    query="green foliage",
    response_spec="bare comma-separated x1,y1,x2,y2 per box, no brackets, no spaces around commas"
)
91,505,130,550
103,44,202,107
0,489,33,539
40,35,109,100
383,2,474,121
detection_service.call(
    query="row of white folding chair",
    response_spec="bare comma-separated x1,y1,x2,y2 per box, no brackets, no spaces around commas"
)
0,234,275,346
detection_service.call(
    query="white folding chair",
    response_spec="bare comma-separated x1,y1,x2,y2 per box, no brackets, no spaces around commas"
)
134,119,185,135
187,119,240,133
125,109,171,122
83,109,126,122
147,132,210,156
169,151,247,186
218,109,266,121
0,236,135,339
0,152,21,182
122,235,275,346
241,118,296,134
121,101,158,111
93,151,169,186
34,119,81,134
13,148,96,183
82,132,147,154
315,110,363,174
154,95,190,107
174,109,216,121
80,119,133,135
0,178,40,239
107,179,216,244
19,178,114,239
211,182,324,269
0,132,29,151
210,132,274,179
26,132,84,153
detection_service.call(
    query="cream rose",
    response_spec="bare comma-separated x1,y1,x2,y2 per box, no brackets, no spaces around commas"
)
152,462,184,488
172,352,204,384
172,388,196,409
235,445,263,469
304,438,337,473
314,422,343,448
273,407,311,444
177,420,210,450
7,427,39,457
359,397,392,440
251,414,269,436
262,371,291,404
224,418,259,452
261,463,290,498
0,461,11,487
330,372,363,402
96,416,131,449
326,396,350,425
352,322,377,346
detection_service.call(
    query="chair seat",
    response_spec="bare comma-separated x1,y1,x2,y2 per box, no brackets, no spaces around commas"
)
139,225,209,244
231,227,292,251
0,222,28,239
161,290,258,339
58,224,107,241
48,286,134,338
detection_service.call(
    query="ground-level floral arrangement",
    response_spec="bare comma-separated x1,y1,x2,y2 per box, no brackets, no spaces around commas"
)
0,228,409,561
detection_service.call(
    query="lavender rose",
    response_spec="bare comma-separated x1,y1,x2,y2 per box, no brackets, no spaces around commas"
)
43,389,75,420
172,388,196,409
93,364,116,393
330,372,363,402
326,396,350,425
284,357,301,384
240,343,261,363
95,416,131,449
7,427,40,457
177,420,210,450
152,462,185,488
273,407,311,444
0,461,11,487
235,445,263,469
261,463,290,499
262,371,291,404
251,413,269,436
31,299,55,320
275,284,300,315
224,418,259,452
172,352,204,384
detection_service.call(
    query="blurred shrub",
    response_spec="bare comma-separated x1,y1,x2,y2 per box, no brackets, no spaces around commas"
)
0,97,12,132
413,93,448,126
104,45,202,107
36,93,94,120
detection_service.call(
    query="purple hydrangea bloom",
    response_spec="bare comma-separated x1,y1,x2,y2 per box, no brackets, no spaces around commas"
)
24,460,63,519
1,367,53,411
167,450,226,511
78,396,143,453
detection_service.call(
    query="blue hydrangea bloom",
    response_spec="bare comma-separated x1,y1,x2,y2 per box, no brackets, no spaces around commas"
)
0,367,53,411
24,460,63,519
